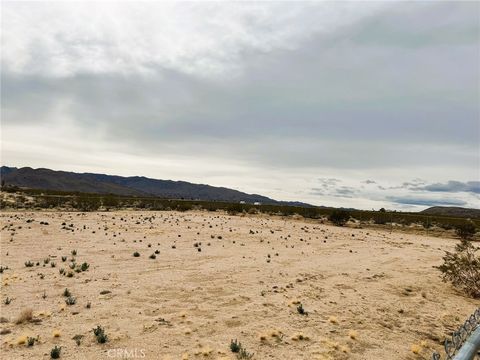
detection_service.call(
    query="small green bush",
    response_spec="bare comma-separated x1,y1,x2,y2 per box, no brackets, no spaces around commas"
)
65,296,76,305
230,339,241,353
297,303,307,315
50,345,61,359
93,325,108,343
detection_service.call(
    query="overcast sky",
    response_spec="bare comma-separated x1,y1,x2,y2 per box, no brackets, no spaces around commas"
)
1,1,479,210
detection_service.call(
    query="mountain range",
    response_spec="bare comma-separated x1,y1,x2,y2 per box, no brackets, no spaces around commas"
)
0,166,309,206
2,166,479,218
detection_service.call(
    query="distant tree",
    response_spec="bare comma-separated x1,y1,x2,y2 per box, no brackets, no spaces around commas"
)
455,223,477,239
379,208,386,213
328,210,350,226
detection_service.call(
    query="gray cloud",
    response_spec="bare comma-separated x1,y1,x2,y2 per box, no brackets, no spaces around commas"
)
1,1,479,211
387,196,467,207
415,181,480,194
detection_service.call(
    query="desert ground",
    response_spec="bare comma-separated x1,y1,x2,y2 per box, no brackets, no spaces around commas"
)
0,210,477,360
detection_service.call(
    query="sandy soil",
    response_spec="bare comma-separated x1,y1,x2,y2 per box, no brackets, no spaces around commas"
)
0,210,477,360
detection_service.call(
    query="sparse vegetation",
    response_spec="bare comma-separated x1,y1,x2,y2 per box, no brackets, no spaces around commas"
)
25,260,34,267
133,251,140,257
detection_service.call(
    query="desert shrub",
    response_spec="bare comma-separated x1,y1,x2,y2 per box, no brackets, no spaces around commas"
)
437,239,480,298
133,252,140,257
25,261,34,267
230,339,241,353
4,297,12,305
63,288,71,297
238,347,254,359
65,296,76,305
455,223,477,239
93,325,108,343
73,334,83,346
297,303,307,315
328,210,350,226
61,256,67,262
50,346,61,358
27,336,37,346
80,262,89,271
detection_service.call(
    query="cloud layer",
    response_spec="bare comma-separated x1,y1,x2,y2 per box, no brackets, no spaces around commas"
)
1,1,479,210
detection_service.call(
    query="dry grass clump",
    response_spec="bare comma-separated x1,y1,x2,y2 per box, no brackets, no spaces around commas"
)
328,316,338,324
411,344,422,354
16,335,28,345
15,308,33,324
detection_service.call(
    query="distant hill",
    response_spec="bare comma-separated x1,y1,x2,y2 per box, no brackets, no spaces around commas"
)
420,206,480,219
0,166,310,206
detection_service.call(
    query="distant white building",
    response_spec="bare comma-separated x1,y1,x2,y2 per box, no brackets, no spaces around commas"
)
239,201,246,204
254,202,261,205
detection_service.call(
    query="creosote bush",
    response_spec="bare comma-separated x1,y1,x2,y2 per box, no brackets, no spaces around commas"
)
437,239,480,298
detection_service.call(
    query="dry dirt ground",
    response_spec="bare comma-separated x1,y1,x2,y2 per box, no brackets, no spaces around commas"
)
0,211,477,360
